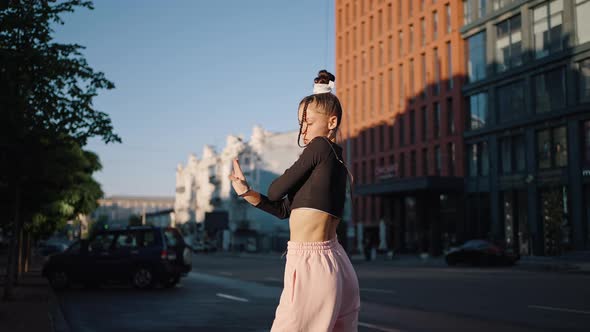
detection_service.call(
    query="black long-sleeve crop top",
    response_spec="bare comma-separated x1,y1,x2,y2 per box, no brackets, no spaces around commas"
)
254,136,347,220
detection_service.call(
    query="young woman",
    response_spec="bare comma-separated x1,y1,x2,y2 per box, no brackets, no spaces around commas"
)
228,70,360,332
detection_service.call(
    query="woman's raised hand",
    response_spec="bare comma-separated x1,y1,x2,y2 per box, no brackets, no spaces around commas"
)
228,159,250,195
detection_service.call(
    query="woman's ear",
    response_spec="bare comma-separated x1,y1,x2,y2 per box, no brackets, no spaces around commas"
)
328,115,338,130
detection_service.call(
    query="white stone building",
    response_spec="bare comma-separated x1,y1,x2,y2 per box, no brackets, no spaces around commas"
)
173,125,302,250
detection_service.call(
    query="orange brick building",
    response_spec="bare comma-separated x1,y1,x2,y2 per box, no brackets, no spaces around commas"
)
336,0,467,255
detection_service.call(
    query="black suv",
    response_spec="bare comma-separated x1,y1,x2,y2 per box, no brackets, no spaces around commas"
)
42,226,192,289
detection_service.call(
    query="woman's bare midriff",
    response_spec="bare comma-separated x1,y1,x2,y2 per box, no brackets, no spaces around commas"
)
289,208,340,242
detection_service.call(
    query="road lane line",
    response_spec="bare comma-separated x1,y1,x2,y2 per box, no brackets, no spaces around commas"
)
360,288,396,295
216,293,249,302
359,322,402,332
528,305,590,315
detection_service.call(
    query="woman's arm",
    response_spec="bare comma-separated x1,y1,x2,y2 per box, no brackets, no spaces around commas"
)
242,191,291,220
266,137,330,200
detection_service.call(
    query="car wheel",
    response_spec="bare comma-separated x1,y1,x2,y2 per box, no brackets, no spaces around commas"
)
48,270,69,290
132,267,154,289
163,275,180,288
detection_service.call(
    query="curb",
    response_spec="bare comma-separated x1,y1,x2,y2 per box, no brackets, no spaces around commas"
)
48,286,71,332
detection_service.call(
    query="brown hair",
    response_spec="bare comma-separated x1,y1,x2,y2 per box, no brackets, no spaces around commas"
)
298,70,342,147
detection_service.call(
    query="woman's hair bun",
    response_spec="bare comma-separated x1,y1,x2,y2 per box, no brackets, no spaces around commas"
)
314,69,335,84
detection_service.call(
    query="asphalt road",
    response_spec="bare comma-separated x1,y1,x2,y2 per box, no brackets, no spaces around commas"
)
55,252,590,331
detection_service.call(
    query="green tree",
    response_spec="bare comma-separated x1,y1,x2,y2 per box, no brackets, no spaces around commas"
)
1,0,120,300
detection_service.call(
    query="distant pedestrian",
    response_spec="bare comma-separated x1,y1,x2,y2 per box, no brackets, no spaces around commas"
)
229,70,360,331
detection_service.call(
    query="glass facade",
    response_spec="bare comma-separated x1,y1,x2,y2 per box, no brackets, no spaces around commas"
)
576,0,590,45
496,15,522,72
497,80,525,123
537,126,568,169
533,0,564,59
468,92,488,130
580,59,590,103
467,31,486,82
534,67,566,113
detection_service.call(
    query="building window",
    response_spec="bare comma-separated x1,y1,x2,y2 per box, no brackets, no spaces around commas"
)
435,146,441,175
434,47,440,95
497,80,525,123
447,98,455,135
409,0,413,16
400,152,406,177
380,73,384,114
467,92,488,130
422,148,429,175
468,141,490,177
399,63,405,108
370,127,376,154
467,31,486,82
390,123,395,148
361,161,367,184
496,15,522,72
410,24,414,52
478,0,487,18
434,102,441,138
533,0,564,59
370,159,375,183
446,4,451,33
387,3,392,30
379,124,385,152
534,67,566,114
580,59,590,102
389,68,395,110
399,30,404,57
379,42,384,67
447,42,453,90
576,0,590,45
399,114,405,146
421,53,427,99
537,126,568,169
500,135,526,174
493,0,516,11
410,58,415,103
433,11,438,40
421,18,426,46
378,9,383,35
422,106,428,141
448,142,456,176
410,110,416,144
411,150,417,177
397,0,402,24
389,36,394,62
369,16,374,41
464,0,472,25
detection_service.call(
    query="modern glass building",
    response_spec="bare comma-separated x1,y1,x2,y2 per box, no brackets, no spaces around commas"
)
461,0,590,255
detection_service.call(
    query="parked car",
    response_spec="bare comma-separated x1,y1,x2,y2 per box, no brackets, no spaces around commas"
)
36,241,70,257
445,239,519,266
42,226,192,290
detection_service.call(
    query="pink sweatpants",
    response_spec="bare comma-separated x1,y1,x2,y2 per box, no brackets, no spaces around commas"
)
271,238,360,332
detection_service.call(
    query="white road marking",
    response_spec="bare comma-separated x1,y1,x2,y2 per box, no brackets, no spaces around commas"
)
216,293,249,302
264,277,282,282
359,322,403,332
219,271,233,276
528,305,590,315
360,288,397,295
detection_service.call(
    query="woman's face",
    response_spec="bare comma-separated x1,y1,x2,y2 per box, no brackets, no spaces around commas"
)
298,104,338,145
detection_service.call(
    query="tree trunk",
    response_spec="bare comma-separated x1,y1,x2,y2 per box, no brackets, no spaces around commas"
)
2,183,21,301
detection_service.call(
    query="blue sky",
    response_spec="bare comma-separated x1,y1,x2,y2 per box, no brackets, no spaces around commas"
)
53,0,335,197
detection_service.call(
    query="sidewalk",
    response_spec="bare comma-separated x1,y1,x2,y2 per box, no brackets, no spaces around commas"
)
0,251,69,332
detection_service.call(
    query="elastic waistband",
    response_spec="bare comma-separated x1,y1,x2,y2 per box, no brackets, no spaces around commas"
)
287,238,339,253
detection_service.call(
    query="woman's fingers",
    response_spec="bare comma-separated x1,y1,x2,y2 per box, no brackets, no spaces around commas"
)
233,159,245,178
